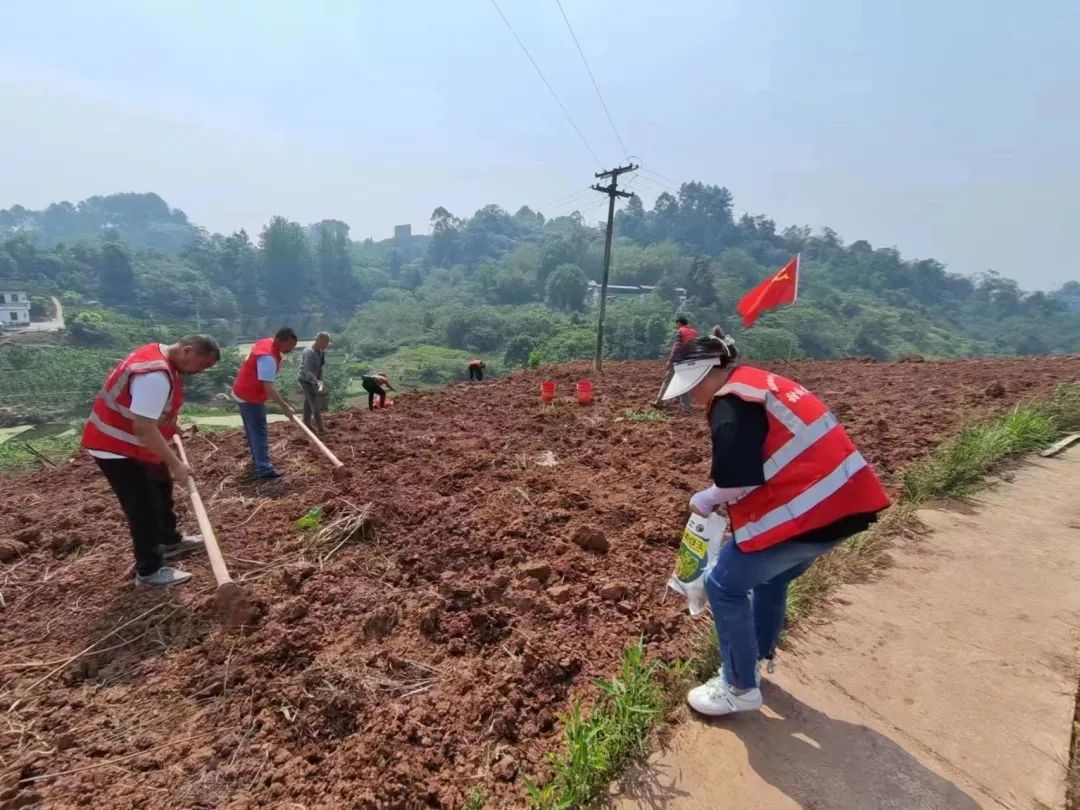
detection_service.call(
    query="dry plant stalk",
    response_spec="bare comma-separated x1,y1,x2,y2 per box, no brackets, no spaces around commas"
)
307,500,377,565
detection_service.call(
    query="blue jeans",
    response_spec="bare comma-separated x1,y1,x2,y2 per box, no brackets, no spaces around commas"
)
706,537,843,689
237,402,275,476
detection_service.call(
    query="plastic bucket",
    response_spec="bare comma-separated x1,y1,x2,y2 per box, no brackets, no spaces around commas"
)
575,380,593,405
540,381,556,403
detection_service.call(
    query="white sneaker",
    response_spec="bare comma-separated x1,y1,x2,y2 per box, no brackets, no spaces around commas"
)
716,660,765,688
135,566,193,587
687,676,763,716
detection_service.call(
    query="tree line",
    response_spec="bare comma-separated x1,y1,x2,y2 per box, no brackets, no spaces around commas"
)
2,185,1080,373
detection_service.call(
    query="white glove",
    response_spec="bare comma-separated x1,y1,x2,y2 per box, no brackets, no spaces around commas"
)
689,485,748,515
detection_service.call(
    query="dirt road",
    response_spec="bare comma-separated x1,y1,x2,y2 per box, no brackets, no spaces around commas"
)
618,450,1080,810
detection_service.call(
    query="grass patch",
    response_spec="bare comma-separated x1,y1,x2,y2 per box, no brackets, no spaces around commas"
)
0,433,81,471
462,788,487,810
526,641,664,809
903,383,1080,501
614,409,670,424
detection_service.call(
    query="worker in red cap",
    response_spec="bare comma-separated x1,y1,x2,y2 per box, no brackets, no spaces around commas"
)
661,326,890,717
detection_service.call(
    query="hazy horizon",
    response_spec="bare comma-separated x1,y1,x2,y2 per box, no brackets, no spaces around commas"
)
1,0,1077,289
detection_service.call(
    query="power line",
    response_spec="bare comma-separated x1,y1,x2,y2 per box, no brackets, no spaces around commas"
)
640,166,682,186
489,0,602,166
554,0,629,159
535,186,596,215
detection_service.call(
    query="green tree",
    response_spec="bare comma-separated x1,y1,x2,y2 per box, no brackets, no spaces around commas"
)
686,255,717,306
98,240,135,305
545,263,588,311
503,334,537,368
259,217,313,311
315,220,357,315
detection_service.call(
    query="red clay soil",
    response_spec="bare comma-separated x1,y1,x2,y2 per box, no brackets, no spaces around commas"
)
1,357,1077,809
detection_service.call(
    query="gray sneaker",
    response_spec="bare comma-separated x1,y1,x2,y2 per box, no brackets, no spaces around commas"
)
161,535,205,560
135,566,193,587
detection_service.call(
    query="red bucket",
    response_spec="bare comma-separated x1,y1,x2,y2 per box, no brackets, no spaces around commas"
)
575,379,593,405
540,381,556,403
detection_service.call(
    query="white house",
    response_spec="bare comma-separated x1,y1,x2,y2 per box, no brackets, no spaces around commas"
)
586,280,687,307
0,282,31,327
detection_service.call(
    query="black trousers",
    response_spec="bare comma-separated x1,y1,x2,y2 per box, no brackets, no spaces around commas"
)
469,366,483,381
362,378,386,410
95,457,182,576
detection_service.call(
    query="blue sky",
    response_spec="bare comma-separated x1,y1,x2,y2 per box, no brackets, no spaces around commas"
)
1,0,1077,287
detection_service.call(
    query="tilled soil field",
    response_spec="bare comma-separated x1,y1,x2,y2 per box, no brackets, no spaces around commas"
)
1,357,1077,809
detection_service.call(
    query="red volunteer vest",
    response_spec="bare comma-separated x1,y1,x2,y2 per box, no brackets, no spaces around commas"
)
673,325,699,361
716,365,890,552
232,337,283,404
81,344,183,464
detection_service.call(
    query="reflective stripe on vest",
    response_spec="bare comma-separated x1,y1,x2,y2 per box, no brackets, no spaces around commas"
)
82,344,183,463
732,450,869,544
762,411,839,480
86,410,143,446
718,365,889,551
717,380,807,444
100,359,175,424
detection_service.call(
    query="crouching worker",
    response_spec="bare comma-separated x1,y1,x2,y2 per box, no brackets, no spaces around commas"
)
361,372,395,410
468,359,486,381
661,327,890,716
82,335,221,587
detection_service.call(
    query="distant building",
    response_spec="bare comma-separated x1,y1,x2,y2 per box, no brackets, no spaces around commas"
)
393,224,412,245
0,282,30,327
586,280,687,307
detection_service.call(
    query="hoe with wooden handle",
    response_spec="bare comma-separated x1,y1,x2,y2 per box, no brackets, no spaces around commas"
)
172,435,251,627
289,414,348,481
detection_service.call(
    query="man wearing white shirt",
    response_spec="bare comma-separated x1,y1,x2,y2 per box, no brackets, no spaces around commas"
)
231,327,298,478
81,335,221,587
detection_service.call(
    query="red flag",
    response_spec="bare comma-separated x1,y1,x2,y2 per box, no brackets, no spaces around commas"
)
736,254,800,328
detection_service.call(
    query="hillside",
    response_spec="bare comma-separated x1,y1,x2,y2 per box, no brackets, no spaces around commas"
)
3,185,1080,400
1,356,1078,808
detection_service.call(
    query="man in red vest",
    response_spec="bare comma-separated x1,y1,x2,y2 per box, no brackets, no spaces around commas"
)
468,359,486,382
82,335,221,587
661,327,890,716
232,327,299,479
653,315,699,413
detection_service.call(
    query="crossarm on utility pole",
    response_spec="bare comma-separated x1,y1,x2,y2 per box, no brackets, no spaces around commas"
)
591,163,639,372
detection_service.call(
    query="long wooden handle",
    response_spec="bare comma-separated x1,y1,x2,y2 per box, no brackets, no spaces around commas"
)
173,435,233,586
290,415,345,469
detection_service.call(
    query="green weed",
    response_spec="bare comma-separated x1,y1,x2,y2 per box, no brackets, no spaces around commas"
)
295,506,325,531
614,409,670,424
462,787,487,810
526,641,664,809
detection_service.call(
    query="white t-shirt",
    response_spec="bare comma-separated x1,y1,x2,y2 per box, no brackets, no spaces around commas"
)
88,368,173,460
232,354,279,404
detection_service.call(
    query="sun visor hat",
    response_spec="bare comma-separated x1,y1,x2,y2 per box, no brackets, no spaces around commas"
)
661,357,725,400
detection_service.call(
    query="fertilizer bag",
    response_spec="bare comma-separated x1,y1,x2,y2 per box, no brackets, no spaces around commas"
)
668,511,727,615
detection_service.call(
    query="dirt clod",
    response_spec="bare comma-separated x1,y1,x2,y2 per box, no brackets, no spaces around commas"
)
571,526,610,553
518,562,552,583
599,582,628,601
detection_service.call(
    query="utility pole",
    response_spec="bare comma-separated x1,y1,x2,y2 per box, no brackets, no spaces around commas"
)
592,162,638,372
